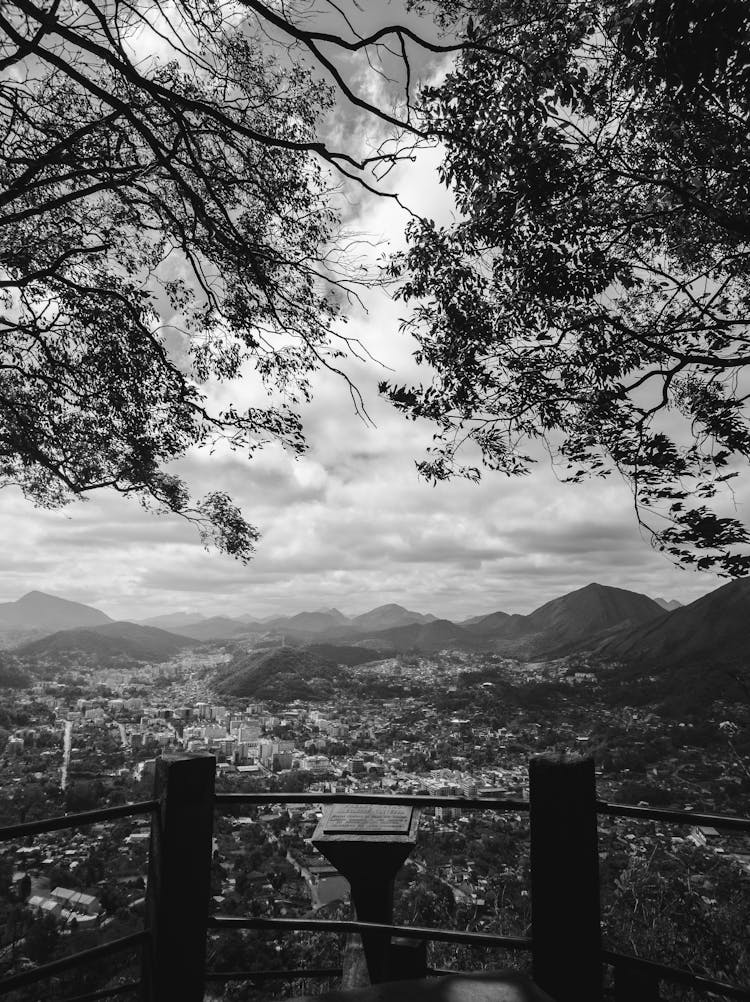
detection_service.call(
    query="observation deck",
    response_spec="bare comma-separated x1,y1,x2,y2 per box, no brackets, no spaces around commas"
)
1,753,748,1002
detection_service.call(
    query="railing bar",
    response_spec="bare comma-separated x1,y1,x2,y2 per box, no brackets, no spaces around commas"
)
209,915,532,950
427,967,526,976
206,964,531,984
603,950,750,999
0,801,159,842
204,968,342,981
214,792,529,811
0,931,148,994
596,800,750,831
55,980,142,1002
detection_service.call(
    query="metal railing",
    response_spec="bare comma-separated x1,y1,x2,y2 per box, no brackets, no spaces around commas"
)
212,779,750,1001
208,914,532,952
214,791,529,811
0,800,158,842
0,800,157,1001
1,757,750,1001
595,799,750,1001
596,798,750,832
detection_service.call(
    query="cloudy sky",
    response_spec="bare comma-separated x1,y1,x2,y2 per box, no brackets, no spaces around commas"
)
0,3,744,621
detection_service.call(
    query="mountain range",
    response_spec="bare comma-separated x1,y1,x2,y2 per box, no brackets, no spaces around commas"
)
12,580,750,674
15,620,194,665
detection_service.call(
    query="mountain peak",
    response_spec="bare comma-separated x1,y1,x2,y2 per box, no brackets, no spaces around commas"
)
18,589,67,603
598,576,750,668
462,583,665,659
351,604,435,631
0,591,112,631
653,596,683,612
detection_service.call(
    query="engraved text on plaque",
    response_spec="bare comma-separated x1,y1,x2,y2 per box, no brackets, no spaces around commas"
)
322,804,412,835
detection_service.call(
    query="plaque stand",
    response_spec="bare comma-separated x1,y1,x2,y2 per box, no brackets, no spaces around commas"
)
312,803,421,984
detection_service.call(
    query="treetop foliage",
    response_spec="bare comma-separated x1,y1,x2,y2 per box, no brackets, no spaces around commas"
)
1,0,451,557
387,0,750,575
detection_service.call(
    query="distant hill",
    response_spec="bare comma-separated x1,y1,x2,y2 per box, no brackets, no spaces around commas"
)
214,646,338,699
236,613,271,625
305,643,386,666
0,591,112,632
131,603,439,642
266,610,352,635
15,621,193,664
464,610,521,637
653,597,683,612
249,605,439,641
139,612,207,630
350,604,436,631
517,582,664,657
176,616,252,641
459,612,501,626
595,578,750,668
362,618,476,653
464,583,665,658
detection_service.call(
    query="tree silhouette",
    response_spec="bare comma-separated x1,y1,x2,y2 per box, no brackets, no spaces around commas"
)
387,0,750,575
0,0,469,557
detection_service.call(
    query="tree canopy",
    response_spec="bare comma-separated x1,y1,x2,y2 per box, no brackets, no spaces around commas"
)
0,0,459,557
3,0,750,575
388,0,750,575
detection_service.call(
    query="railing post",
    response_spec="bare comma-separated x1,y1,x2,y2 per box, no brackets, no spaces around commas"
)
529,754,602,1002
142,753,216,1002
614,963,661,1001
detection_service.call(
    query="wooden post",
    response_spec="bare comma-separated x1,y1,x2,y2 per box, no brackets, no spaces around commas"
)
529,754,602,1002
142,754,216,1002
614,963,661,1001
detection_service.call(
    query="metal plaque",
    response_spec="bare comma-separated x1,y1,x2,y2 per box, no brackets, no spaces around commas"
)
322,804,413,835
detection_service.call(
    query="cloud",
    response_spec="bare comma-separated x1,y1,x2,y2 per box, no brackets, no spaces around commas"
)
0,388,732,620
0,403,731,620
